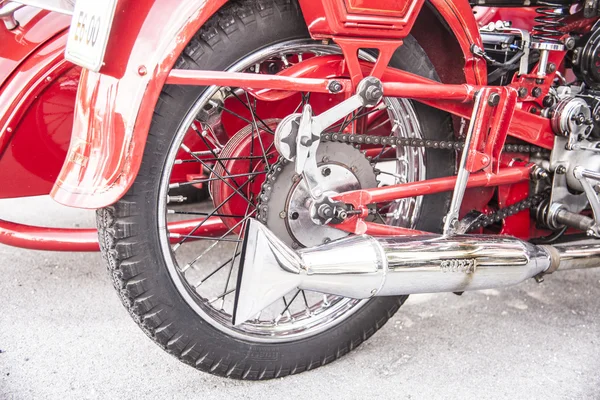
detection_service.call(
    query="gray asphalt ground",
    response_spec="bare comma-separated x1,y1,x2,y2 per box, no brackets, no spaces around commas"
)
1,196,600,399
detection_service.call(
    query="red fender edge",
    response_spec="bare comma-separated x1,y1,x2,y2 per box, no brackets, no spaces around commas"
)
51,0,227,209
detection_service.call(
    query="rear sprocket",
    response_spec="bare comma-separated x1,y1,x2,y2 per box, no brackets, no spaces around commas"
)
257,142,377,248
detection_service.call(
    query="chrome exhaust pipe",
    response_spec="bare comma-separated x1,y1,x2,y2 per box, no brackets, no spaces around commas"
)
233,220,559,325
233,221,600,325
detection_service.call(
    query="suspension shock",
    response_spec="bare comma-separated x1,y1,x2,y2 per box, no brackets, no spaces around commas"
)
532,1,570,43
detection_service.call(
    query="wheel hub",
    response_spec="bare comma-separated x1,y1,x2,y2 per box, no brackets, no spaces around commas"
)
258,142,377,247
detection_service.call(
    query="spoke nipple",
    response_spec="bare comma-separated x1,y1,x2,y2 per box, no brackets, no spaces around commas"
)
167,209,175,214
169,232,182,239
169,183,180,189
167,195,187,203
181,144,191,152
172,243,181,251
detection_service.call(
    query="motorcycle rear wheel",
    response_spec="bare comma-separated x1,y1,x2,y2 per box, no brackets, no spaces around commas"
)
97,0,454,379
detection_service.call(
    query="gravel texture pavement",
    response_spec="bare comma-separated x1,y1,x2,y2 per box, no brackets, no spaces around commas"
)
1,196,599,399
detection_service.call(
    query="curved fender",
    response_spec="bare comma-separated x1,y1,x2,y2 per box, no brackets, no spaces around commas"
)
51,0,227,209
427,0,487,85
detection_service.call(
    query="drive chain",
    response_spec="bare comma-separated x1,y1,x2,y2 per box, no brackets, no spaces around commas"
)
465,192,548,231
320,132,549,154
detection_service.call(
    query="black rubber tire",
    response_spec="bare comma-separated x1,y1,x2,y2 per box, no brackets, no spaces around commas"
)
97,0,454,380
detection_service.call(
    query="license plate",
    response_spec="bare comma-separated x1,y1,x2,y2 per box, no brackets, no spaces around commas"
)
65,0,118,72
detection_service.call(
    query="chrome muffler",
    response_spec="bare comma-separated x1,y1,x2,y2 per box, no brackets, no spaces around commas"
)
232,220,598,325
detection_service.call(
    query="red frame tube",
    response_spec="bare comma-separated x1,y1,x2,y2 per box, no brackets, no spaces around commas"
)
0,217,227,252
333,166,532,218
166,70,349,94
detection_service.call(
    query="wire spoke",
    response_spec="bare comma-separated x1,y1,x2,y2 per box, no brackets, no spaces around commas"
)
301,290,311,315
208,288,236,304
323,105,387,134
279,290,301,318
194,252,241,288
172,177,257,248
179,143,256,208
221,201,252,309
244,91,271,169
176,155,273,164
168,210,247,218
179,209,256,273
170,170,266,188
229,90,275,134
171,234,242,242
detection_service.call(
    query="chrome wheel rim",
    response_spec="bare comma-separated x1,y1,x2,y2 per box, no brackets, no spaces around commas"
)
157,39,426,343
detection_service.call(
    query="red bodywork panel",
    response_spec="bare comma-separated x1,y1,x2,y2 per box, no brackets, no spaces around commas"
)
0,8,74,198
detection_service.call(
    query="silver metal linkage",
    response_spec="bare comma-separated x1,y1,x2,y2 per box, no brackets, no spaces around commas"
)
443,91,483,235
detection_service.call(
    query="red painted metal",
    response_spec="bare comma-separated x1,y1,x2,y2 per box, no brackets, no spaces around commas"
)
0,216,227,252
51,0,228,209
0,13,72,165
0,218,99,251
166,69,349,94
427,0,487,85
0,64,79,198
0,7,71,89
298,0,424,39
333,166,532,211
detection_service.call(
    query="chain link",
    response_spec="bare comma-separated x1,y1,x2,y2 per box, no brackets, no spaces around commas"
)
466,192,548,231
320,132,549,154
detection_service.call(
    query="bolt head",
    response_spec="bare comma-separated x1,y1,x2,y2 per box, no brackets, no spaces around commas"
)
328,81,343,93
321,167,331,177
488,92,500,106
279,211,286,219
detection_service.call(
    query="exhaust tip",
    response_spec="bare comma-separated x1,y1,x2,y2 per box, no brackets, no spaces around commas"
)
232,220,303,326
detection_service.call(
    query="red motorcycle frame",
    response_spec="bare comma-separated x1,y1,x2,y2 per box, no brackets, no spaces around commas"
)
0,0,594,250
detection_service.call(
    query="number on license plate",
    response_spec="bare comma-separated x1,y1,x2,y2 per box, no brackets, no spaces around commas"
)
65,0,118,72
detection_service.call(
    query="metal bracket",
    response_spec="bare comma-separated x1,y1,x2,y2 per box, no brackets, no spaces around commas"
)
443,91,485,235
573,167,600,237
274,76,383,199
